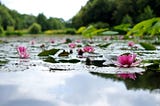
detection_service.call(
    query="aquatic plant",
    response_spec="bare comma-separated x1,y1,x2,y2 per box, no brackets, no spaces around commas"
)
69,43,76,48
50,39,55,43
115,53,141,68
30,40,35,45
17,46,29,59
128,41,135,47
83,46,94,53
127,18,160,36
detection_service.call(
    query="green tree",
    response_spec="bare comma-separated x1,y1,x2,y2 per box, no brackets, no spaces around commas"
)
28,23,41,34
21,14,36,29
0,26,4,36
0,6,14,30
36,13,48,31
47,17,65,29
137,5,155,22
121,14,133,25
72,0,116,28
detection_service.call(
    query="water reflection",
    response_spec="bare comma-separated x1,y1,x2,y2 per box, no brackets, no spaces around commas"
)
91,69,160,91
0,70,159,106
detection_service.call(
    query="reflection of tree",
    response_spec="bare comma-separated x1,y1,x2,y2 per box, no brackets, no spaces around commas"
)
125,71,160,91
90,70,160,91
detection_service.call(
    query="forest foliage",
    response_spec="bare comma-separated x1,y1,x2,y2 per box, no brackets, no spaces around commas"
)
0,0,160,37
0,2,67,36
72,0,159,28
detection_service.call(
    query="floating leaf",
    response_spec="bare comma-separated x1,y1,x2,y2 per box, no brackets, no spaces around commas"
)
65,38,72,43
58,50,70,57
44,56,58,63
85,57,105,67
98,43,111,48
38,48,60,56
59,59,80,63
102,31,119,35
0,60,8,66
140,42,156,50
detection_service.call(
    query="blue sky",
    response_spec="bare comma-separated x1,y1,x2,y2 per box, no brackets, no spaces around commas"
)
1,0,89,21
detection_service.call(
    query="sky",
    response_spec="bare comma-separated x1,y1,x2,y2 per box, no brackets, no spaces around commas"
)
1,0,89,21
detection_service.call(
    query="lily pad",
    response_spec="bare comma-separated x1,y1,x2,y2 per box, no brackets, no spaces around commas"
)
38,48,60,56
44,56,58,63
59,59,80,63
65,38,72,43
85,57,106,67
0,60,8,66
140,42,156,50
58,50,70,57
102,31,119,35
98,43,111,48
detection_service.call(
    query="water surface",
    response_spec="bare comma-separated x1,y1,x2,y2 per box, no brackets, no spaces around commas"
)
0,36,160,106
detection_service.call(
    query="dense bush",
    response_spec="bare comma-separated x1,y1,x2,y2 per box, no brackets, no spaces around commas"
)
28,23,41,34
65,28,76,35
91,22,110,29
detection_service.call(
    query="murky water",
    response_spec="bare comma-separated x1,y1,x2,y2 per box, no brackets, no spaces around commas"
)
0,36,160,106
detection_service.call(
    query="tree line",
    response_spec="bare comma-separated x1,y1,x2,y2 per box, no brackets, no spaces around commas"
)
0,2,67,33
72,0,160,28
1,0,160,36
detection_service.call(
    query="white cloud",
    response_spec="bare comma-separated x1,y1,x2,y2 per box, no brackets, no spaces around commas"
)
1,0,89,20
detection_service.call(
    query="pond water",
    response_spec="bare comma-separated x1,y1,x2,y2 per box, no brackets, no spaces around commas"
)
0,36,160,106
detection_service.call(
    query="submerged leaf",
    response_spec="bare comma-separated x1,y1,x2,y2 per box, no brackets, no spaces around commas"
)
38,48,60,56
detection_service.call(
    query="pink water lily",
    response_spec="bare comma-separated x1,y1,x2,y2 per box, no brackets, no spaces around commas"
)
17,46,29,59
50,39,55,43
115,53,141,68
69,43,76,48
128,41,135,47
83,46,94,53
30,40,35,45
117,73,137,80
76,39,81,43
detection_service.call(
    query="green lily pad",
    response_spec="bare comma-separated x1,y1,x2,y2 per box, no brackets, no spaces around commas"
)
140,42,156,50
38,48,60,56
65,38,72,43
142,59,160,63
44,56,58,63
102,31,119,35
58,50,70,57
77,44,82,47
0,60,8,66
85,57,105,67
59,59,80,63
98,43,111,48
